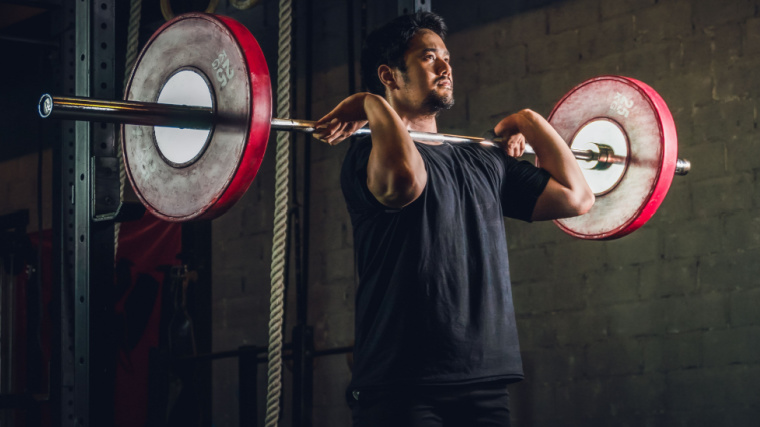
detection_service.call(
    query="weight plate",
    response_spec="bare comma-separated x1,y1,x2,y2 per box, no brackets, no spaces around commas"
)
548,75,678,240
122,13,272,222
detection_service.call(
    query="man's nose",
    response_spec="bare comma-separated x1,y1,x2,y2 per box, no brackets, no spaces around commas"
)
438,59,451,77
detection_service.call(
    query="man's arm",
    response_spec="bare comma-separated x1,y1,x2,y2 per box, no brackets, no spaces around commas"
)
494,109,595,221
314,93,427,208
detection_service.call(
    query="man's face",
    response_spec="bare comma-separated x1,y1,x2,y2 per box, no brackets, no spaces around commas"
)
396,29,454,114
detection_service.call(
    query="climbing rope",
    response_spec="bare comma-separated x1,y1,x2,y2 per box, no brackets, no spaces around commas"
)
265,0,292,425
115,3,292,423
115,0,142,258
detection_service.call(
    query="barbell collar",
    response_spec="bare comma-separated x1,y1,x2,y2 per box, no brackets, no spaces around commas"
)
39,94,689,176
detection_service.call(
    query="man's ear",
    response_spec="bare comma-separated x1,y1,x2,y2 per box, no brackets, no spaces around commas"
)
378,65,398,91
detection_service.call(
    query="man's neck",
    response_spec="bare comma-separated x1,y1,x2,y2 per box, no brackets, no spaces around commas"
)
387,95,443,144
398,112,442,146
403,113,438,133
391,101,439,132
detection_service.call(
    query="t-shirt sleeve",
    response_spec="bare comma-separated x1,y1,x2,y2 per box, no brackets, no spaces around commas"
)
340,136,389,216
498,153,551,222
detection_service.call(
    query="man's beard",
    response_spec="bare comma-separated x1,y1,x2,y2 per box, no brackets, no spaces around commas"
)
422,87,455,115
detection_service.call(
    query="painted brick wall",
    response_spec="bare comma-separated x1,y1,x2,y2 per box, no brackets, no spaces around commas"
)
211,0,760,425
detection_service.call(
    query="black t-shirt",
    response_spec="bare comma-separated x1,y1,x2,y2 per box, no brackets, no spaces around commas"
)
341,136,550,391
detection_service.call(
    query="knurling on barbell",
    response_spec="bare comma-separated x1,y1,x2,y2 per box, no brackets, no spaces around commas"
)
37,13,690,239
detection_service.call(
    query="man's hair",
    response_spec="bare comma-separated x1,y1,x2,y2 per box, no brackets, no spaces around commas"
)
360,11,448,97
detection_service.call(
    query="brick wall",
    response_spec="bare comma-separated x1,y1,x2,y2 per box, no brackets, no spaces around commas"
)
211,0,760,425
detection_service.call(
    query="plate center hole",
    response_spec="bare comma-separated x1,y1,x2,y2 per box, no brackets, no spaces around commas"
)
571,118,629,196
154,69,213,166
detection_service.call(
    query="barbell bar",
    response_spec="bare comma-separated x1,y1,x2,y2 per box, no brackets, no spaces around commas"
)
37,94,691,175
36,12,690,240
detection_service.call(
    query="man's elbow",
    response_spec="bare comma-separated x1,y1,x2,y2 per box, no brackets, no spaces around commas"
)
570,188,595,216
370,172,426,208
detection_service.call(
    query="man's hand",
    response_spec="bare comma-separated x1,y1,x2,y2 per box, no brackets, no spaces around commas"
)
491,113,529,157
313,93,370,145
498,132,526,158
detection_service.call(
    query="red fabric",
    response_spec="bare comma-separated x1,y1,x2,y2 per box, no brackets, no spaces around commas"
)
113,212,181,427
13,229,53,426
7,213,178,427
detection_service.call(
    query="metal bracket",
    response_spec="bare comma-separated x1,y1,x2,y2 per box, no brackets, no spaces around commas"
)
398,0,431,15
92,156,121,221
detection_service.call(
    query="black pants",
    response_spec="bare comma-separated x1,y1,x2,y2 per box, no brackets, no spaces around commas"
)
347,380,512,427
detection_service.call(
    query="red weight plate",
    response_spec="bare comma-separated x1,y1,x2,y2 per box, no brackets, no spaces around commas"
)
122,13,272,222
548,75,678,240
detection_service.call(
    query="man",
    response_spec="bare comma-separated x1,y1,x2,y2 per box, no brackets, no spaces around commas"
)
314,11,594,427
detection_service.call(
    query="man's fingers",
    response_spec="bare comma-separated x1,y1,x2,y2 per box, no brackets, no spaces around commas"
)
515,136,526,157
314,115,335,130
502,133,524,157
326,132,347,145
322,123,347,145
315,119,367,145
314,120,340,141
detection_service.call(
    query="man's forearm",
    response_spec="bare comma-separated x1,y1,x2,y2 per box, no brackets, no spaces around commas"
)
364,95,427,208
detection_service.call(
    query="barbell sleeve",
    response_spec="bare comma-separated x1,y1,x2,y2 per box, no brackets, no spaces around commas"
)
38,94,216,130
39,94,690,175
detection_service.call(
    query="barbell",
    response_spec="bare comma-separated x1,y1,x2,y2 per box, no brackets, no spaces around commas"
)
38,12,690,240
